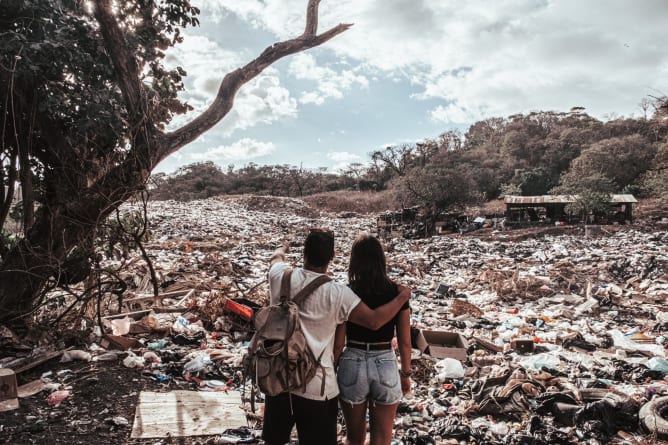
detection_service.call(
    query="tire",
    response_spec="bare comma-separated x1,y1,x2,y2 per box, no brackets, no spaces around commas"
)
639,396,668,439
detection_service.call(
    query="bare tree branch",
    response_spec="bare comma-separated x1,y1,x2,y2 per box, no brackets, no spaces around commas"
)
160,1,352,162
304,0,320,37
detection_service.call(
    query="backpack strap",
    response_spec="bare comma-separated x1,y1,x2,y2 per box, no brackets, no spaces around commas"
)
290,273,331,396
291,274,332,307
279,269,293,303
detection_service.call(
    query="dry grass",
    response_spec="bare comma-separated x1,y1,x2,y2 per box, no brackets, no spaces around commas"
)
302,190,399,215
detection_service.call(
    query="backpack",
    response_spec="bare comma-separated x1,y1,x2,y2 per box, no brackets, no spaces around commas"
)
244,269,331,398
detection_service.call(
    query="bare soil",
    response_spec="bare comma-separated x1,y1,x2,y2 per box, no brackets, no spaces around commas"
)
0,352,221,445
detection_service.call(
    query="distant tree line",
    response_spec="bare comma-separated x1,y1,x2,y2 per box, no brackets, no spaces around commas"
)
152,99,668,213
149,162,364,200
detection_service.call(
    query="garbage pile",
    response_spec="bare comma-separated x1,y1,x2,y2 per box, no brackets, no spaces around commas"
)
1,195,666,445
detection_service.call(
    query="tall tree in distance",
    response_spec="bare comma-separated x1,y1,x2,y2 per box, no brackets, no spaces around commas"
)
0,0,350,321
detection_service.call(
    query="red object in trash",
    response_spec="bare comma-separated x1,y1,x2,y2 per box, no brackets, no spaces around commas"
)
224,299,254,321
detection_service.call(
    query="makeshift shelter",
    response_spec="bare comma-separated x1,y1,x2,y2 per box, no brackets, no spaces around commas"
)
504,194,637,224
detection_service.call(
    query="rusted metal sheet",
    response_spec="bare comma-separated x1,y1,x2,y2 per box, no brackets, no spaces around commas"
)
504,194,637,204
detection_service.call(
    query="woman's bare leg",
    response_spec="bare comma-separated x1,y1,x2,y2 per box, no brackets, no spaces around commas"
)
368,402,398,445
340,399,369,445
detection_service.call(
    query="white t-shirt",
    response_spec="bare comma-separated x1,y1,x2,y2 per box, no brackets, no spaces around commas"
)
268,261,361,400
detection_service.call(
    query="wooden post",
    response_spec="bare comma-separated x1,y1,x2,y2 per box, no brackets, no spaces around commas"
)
0,368,19,411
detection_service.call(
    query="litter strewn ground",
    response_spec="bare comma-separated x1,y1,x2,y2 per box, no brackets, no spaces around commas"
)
0,195,666,445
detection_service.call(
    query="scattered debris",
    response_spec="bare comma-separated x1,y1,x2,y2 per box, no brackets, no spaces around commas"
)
0,195,666,444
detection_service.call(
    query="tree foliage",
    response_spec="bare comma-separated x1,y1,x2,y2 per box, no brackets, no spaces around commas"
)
152,103,667,217
0,0,350,321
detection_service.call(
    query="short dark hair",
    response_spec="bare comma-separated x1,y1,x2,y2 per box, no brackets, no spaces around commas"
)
304,228,334,268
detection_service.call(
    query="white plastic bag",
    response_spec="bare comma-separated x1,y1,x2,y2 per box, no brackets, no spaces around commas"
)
434,357,465,380
110,316,131,336
60,350,92,363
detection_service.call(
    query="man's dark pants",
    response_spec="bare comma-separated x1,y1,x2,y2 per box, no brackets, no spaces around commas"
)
262,392,339,445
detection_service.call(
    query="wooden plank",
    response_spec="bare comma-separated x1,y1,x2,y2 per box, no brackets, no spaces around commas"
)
103,309,152,320
175,289,196,307
12,349,68,374
18,379,47,398
130,390,247,439
134,289,192,299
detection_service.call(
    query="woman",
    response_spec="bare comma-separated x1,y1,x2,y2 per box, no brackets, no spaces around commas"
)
334,234,412,445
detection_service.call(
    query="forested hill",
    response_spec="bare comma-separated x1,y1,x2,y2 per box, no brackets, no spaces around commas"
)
151,104,668,212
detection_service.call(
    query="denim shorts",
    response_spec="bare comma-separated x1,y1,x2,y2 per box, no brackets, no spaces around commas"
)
337,347,402,405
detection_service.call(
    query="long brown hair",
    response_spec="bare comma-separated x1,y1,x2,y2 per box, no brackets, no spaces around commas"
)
348,234,394,297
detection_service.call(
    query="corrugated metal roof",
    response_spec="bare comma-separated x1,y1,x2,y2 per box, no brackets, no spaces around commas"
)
504,194,637,204
609,194,638,203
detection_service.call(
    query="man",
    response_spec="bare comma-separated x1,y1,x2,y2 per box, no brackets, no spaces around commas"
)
262,228,411,445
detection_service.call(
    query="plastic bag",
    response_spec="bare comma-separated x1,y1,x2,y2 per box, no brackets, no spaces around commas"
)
435,358,465,380
123,352,145,368
60,350,92,363
110,316,131,336
183,353,213,373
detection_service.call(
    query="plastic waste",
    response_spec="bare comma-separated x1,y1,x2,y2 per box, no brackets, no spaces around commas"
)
489,421,510,436
122,352,145,368
110,316,131,336
145,312,179,332
434,358,465,380
47,390,71,406
152,373,171,383
171,316,191,333
647,357,668,374
223,298,254,321
519,352,561,371
143,351,161,364
172,331,205,345
91,326,102,338
213,426,259,444
108,416,129,427
609,329,666,356
183,353,213,373
147,339,169,350
93,351,119,361
60,350,92,363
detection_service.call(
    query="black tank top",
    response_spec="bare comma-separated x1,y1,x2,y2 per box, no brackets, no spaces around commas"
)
346,282,410,342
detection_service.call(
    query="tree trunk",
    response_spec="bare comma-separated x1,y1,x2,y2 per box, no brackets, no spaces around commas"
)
0,0,351,322
0,158,147,321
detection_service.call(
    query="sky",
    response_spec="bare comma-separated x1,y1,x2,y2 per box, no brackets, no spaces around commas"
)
155,0,668,174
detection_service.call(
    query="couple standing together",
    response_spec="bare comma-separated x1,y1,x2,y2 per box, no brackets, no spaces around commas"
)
262,228,412,445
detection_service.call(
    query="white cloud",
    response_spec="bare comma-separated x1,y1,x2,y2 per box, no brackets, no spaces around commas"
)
288,54,368,105
190,138,276,162
325,151,362,172
214,0,668,122
430,103,479,125
154,0,668,174
326,151,361,163
211,0,318,39
164,34,298,137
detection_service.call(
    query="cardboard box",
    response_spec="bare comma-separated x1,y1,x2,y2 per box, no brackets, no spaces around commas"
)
416,330,469,361
100,334,140,350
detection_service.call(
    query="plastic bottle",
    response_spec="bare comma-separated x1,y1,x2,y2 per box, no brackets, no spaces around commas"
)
148,339,169,350
183,353,213,373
